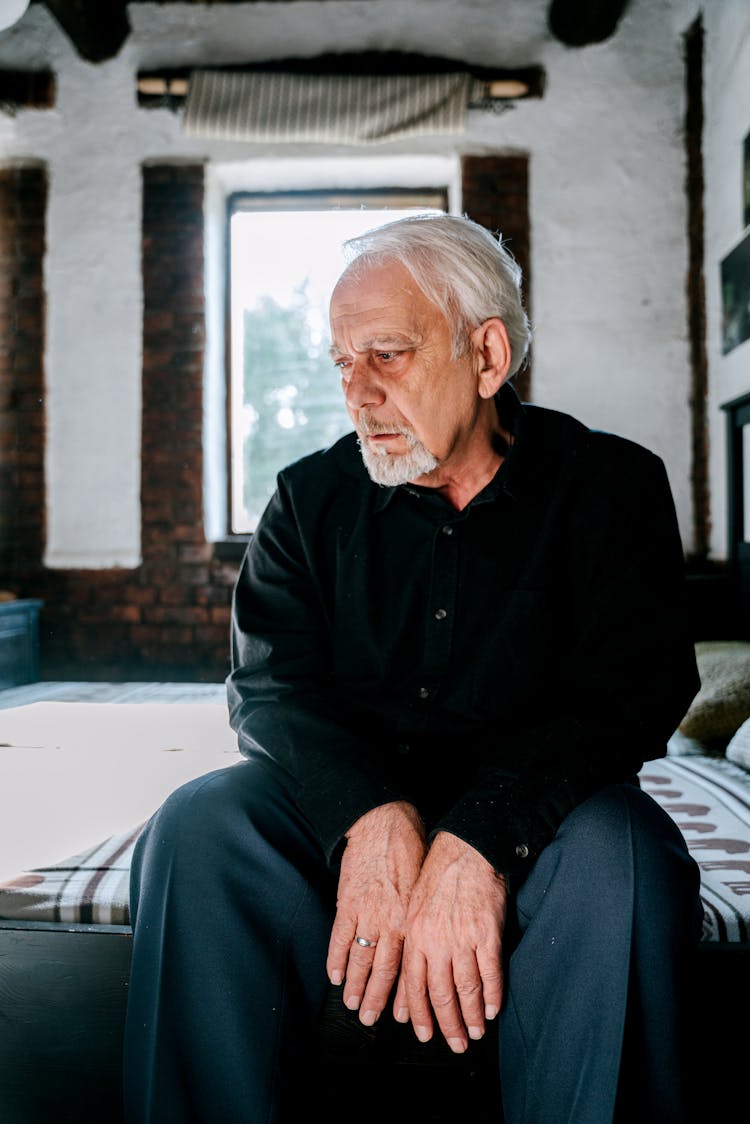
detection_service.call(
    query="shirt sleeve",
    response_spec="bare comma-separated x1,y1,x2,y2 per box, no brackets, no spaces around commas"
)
433,441,700,878
227,472,406,862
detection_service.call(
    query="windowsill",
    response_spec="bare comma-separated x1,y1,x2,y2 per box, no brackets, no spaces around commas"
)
212,536,251,563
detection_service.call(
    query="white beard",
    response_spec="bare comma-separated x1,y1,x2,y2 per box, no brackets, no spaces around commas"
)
356,420,440,486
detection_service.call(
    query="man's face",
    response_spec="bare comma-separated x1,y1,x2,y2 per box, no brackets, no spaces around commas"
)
329,259,483,488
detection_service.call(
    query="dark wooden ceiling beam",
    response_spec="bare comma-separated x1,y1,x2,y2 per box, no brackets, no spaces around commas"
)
32,2,631,64
547,0,631,47
38,0,131,63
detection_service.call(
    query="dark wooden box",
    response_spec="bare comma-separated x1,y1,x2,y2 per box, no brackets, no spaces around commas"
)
0,599,43,689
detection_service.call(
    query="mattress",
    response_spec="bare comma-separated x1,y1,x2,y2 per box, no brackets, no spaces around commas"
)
0,685,749,942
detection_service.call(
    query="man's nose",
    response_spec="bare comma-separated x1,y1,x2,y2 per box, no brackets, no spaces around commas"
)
343,357,386,410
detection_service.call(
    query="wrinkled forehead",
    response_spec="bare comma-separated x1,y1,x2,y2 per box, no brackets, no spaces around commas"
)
329,258,439,340
331,257,417,306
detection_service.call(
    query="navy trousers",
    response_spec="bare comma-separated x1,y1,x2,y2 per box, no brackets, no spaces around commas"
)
123,759,702,1124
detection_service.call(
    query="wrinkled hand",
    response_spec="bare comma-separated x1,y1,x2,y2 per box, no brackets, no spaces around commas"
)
394,830,506,1053
327,801,427,1026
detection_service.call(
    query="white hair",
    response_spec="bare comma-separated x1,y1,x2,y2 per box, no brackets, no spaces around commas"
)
342,212,532,376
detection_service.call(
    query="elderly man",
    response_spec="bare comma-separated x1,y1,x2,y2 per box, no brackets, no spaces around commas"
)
123,213,702,1124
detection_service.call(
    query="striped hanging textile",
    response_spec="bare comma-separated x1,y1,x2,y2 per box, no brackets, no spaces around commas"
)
182,69,483,144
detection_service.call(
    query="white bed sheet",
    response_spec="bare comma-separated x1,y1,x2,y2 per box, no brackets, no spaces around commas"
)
0,697,241,882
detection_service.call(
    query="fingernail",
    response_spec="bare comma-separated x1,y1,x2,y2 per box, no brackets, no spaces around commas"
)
485,1004,499,1020
345,994,360,1011
360,1009,377,1026
415,1025,431,1043
330,970,342,986
395,1006,409,1023
448,1037,467,1053
468,1025,484,1040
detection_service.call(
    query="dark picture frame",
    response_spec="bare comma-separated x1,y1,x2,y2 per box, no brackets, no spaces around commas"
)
721,231,750,355
745,131,750,228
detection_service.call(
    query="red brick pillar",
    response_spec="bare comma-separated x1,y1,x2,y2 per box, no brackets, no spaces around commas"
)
138,163,234,676
141,164,206,563
0,165,47,585
462,155,531,402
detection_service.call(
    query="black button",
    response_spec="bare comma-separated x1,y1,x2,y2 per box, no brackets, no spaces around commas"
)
398,742,411,755
418,687,430,699
434,608,447,620
515,843,529,859
441,525,454,535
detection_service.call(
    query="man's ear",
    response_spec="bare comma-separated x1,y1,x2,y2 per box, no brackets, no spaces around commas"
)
472,318,512,399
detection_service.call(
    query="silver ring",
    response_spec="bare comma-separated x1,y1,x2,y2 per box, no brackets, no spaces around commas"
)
355,935,377,948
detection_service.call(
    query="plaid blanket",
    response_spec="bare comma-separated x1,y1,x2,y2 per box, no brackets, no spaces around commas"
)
639,754,750,943
0,823,142,926
1,755,749,941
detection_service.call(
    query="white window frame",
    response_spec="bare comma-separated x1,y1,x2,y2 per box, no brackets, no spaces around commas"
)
203,156,461,544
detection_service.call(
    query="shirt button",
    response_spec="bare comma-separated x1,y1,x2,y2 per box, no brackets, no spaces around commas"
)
418,687,430,699
515,843,530,859
398,742,411,755
441,525,454,535
434,608,447,620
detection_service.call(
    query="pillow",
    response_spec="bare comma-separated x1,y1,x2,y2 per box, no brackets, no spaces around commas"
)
726,716,750,771
666,729,709,757
678,640,750,743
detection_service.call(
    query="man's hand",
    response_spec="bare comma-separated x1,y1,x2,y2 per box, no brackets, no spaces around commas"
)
394,830,506,1053
327,801,427,1026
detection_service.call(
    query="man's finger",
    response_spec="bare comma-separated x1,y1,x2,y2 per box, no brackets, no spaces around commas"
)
341,932,381,1012
326,913,356,985
357,938,402,1025
426,960,468,1053
402,947,434,1043
393,972,410,1024
477,942,504,1020
452,949,486,1039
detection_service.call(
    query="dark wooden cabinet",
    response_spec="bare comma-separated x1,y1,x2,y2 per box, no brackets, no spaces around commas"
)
0,599,43,689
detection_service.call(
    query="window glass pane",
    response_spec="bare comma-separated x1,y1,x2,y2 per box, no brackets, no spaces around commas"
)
229,198,444,534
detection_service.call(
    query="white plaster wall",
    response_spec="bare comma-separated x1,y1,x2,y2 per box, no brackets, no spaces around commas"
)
701,0,750,559
0,1,703,564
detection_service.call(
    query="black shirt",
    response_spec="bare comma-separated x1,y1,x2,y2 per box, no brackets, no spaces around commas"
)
227,383,699,877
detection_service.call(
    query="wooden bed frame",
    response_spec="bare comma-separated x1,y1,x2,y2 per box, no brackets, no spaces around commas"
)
2,391,750,1124
0,918,746,1124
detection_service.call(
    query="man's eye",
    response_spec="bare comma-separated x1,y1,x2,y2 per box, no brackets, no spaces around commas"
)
377,352,397,362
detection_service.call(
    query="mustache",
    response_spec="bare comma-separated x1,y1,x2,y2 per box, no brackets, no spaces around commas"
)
357,414,416,441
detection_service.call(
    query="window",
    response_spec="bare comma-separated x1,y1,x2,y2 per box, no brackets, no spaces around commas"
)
226,189,447,534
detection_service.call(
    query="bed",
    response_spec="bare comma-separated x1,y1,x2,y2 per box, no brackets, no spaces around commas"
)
2,391,750,1124
1,692,749,1124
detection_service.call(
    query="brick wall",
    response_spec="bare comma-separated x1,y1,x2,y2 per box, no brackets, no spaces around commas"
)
462,154,531,403
133,164,236,678
0,163,236,681
0,166,47,585
0,156,530,682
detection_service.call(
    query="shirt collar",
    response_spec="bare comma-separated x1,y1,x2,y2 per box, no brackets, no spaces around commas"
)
497,381,591,508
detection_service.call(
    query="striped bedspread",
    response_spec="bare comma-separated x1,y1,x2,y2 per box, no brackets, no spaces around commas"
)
639,755,750,943
0,754,749,942
0,823,142,927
